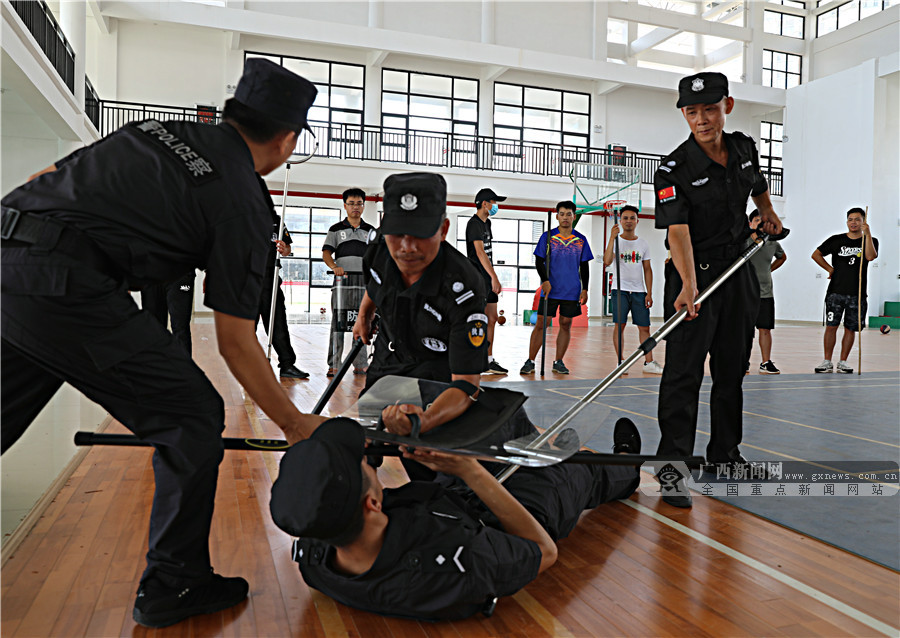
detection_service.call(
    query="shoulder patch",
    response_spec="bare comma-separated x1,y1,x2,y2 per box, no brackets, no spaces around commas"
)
466,313,488,323
130,120,218,185
466,320,486,348
657,186,677,204
369,268,382,284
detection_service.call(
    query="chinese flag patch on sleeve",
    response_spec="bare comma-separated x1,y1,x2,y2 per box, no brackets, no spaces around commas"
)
657,186,676,204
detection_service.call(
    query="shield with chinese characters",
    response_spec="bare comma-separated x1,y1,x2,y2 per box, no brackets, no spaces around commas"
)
468,320,485,347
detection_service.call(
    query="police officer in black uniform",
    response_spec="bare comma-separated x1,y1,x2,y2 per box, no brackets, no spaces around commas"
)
353,172,493,437
654,72,782,508
256,175,309,379
1,59,326,627
268,417,642,621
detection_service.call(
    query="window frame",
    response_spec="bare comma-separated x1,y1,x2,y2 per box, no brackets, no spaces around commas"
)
493,81,591,149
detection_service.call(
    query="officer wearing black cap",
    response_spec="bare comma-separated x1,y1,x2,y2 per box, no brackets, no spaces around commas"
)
653,72,782,508
466,187,508,374
1,58,327,627
269,417,642,621
353,173,493,441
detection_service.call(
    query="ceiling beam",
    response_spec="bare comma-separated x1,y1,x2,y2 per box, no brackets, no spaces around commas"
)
608,3,752,41
630,27,680,56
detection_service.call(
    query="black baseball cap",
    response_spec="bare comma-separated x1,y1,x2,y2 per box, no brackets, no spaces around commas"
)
380,172,447,238
234,58,318,132
475,188,507,206
676,72,729,109
269,418,365,539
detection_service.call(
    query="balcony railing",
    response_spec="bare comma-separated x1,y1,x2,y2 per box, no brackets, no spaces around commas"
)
10,0,75,95
84,76,100,130
94,100,783,196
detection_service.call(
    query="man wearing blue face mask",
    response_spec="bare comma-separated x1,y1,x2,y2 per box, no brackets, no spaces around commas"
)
466,188,507,374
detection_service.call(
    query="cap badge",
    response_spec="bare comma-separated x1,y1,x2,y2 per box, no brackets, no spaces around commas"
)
692,78,705,92
400,194,418,211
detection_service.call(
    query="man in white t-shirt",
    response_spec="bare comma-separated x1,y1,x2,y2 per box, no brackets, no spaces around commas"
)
602,205,663,374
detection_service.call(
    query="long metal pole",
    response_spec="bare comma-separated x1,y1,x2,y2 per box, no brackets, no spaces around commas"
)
496,229,788,483
613,207,623,365
540,210,552,376
266,164,291,360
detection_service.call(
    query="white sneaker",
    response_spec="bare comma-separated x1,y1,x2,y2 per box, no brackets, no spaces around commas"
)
643,360,664,374
836,360,854,374
814,359,833,373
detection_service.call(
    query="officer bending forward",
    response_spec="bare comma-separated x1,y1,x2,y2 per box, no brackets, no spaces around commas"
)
1,59,326,627
270,417,642,621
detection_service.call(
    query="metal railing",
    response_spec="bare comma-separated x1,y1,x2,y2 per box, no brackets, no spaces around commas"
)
84,76,100,130
94,100,783,196
10,0,75,95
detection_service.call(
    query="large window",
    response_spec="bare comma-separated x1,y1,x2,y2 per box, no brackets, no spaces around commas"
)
381,69,478,136
494,82,590,148
759,121,784,175
278,204,343,315
763,50,802,89
245,52,364,127
456,216,547,317
817,0,897,36
763,9,805,38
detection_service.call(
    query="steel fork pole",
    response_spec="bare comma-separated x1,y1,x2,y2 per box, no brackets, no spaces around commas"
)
266,164,291,360
497,234,773,483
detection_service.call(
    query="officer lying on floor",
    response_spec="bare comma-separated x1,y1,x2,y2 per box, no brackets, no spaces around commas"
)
270,416,642,621
352,172,533,479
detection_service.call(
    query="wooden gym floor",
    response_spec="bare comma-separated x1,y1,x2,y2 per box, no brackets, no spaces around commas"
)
1,320,898,637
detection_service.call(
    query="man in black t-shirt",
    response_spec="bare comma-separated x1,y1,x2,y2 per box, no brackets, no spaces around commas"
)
811,207,878,373
465,188,508,375
1,59,326,627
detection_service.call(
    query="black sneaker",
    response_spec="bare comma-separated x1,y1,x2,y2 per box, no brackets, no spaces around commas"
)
485,360,508,374
279,364,310,379
519,359,535,374
133,573,249,628
552,359,570,374
612,418,641,454
759,360,781,374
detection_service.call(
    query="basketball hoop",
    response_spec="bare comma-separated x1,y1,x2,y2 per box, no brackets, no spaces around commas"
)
602,200,627,214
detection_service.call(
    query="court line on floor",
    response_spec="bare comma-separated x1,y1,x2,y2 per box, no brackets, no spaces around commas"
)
546,388,900,450
621,499,898,637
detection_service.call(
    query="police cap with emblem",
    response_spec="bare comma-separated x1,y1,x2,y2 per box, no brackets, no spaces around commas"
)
270,418,365,539
234,58,318,132
676,71,729,108
380,172,447,238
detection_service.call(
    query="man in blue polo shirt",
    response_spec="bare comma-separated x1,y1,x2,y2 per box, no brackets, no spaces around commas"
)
520,201,593,375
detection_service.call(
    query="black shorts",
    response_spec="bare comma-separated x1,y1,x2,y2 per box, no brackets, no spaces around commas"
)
755,297,775,330
536,298,581,318
482,274,499,304
825,292,867,332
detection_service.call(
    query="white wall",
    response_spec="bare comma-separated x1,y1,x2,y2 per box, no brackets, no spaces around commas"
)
781,59,898,322
811,5,899,81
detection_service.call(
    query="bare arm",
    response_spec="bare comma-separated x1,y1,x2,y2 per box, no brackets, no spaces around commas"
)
771,254,787,272
214,312,326,443
382,373,481,436
472,240,500,293
811,249,833,277
602,224,620,267
642,259,653,308
404,450,557,573
351,291,376,344
860,221,877,260
750,190,783,236
667,224,699,319
322,249,345,277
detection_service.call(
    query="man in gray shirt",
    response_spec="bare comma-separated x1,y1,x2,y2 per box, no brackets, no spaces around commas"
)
322,188,375,376
746,209,787,374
